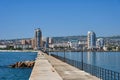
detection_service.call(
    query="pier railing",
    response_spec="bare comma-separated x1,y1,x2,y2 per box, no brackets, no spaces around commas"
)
50,54,120,80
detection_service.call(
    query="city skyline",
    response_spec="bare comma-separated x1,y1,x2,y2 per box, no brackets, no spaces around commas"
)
0,0,120,39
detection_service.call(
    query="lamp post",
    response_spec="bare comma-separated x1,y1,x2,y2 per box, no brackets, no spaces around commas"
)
48,48,50,56
57,51,58,58
81,45,84,70
64,48,66,62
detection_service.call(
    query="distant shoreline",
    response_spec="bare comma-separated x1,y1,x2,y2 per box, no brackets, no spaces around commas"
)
0,50,38,52
1,50,120,53
48,50,120,53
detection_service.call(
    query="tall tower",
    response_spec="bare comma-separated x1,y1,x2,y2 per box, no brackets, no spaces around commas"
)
96,38,104,49
35,28,42,50
87,31,96,49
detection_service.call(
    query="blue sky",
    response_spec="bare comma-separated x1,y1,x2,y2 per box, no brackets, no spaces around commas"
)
0,0,120,39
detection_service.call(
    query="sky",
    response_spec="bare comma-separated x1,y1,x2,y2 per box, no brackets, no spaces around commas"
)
0,0,120,39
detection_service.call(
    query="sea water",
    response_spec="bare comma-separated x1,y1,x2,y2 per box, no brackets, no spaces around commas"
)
0,52,37,80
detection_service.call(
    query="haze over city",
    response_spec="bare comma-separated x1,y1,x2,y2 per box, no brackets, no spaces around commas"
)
0,0,120,39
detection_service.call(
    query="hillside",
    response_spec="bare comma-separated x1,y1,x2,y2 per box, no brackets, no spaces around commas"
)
53,36,87,42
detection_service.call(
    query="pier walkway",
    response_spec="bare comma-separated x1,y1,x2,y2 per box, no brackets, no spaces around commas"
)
29,51,99,80
29,51,63,80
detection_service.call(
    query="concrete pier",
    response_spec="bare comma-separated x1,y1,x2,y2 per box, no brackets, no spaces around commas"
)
29,51,99,80
29,51,63,80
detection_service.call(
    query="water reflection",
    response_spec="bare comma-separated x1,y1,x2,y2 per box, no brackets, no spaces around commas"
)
91,52,96,66
86,52,91,64
51,52,120,73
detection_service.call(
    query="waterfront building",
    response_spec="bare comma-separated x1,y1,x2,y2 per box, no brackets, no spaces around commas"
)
14,44,32,50
31,38,35,49
96,38,104,49
53,42,69,48
87,31,96,49
0,45,7,49
68,40,79,49
49,37,53,44
21,39,31,45
78,40,87,50
46,37,53,48
34,28,42,50
21,40,26,45
42,37,47,49
67,41,72,48
103,46,108,51
26,39,32,45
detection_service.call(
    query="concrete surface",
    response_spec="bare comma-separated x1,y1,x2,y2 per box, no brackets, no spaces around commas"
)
29,51,100,80
46,54,100,80
29,51,63,80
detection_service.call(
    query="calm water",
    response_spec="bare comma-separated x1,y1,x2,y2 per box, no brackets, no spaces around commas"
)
0,52,37,80
51,52,120,73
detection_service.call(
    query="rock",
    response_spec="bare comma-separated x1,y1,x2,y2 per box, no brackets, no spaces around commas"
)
9,61,35,68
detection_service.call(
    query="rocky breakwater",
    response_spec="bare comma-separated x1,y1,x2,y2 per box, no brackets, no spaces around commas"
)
9,61,35,68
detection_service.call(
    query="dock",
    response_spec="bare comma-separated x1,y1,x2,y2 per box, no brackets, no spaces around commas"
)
29,51,99,80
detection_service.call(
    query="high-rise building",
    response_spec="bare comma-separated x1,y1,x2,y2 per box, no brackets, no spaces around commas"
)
96,38,104,49
46,37,49,48
46,37,53,48
34,28,42,50
87,31,96,49
48,37,53,44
